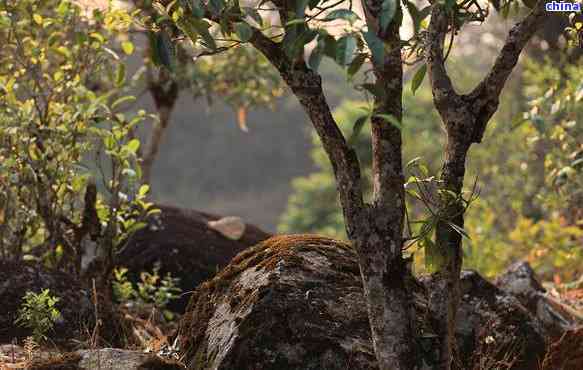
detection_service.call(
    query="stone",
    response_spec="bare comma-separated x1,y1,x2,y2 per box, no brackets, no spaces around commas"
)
28,348,184,370
496,261,581,338
112,205,271,312
456,270,546,370
177,235,547,370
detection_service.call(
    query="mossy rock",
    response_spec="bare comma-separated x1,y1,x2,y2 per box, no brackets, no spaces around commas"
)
178,234,548,370
178,234,376,370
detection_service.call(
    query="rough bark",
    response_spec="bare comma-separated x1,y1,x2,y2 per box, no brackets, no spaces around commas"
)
362,3,415,368
425,2,552,368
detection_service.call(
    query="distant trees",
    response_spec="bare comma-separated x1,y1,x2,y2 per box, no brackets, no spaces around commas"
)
131,0,285,185
142,0,568,367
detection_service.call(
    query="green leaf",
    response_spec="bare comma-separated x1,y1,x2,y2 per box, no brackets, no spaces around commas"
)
319,31,337,59
208,0,225,16
323,9,361,24
115,63,126,87
234,22,253,42
150,30,175,70
126,139,140,153
447,221,472,240
347,53,367,79
192,19,217,49
283,27,317,59
308,0,320,10
422,236,443,273
380,0,397,32
33,14,43,25
348,114,370,145
374,113,401,130
407,2,431,34
112,96,136,110
138,184,150,197
363,30,384,68
335,35,357,66
411,64,427,95
191,1,205,18
308,38,325,71
121,40,134,55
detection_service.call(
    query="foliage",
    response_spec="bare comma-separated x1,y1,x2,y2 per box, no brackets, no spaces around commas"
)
113,266,181,320
521,60,583,225
280,59,583,280
279,88,442,239
15,289,61,342
0,0,156,273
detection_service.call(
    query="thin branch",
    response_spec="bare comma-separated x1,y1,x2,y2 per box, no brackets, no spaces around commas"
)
426,4,457,108
248,27,366,226
470,0,549,102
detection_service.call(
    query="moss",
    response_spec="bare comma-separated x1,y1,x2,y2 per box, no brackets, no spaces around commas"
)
178,234,353,369
28,353,82,370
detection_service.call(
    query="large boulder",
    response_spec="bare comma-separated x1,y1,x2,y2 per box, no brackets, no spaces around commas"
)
113,205,271,312
495,261,582,338
177,235,547,370
454,270,546,369
0,260,93,348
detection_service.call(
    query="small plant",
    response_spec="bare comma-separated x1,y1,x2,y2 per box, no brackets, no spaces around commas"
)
113,265,181,320
15,289,61,342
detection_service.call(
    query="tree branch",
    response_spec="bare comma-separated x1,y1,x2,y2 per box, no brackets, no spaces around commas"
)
468,0,551,141
471,0,549,103
426,5,458,114
248,29,366,233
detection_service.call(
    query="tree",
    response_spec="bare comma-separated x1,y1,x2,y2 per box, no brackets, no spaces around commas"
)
130,0,285,185
140,0,564,368
0,0,158,307
425,3,556,366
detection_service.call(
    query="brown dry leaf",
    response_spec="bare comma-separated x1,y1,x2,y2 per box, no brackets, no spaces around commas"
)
237,107,248,132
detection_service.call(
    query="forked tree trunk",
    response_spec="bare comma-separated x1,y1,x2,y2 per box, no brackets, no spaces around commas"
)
426,2,550,368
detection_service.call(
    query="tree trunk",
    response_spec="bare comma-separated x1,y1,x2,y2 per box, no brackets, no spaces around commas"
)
353,219,416,370
429,136,470,369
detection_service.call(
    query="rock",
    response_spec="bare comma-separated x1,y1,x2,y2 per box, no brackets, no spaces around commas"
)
177,235,547,370
496,261,581,338
0,260,93,348
455,270,546,370
178,235,377,370
113,205,271,312
207,217,246,240
28,348,184,370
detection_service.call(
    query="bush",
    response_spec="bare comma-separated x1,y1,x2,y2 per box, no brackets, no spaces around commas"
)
15,289,61,342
